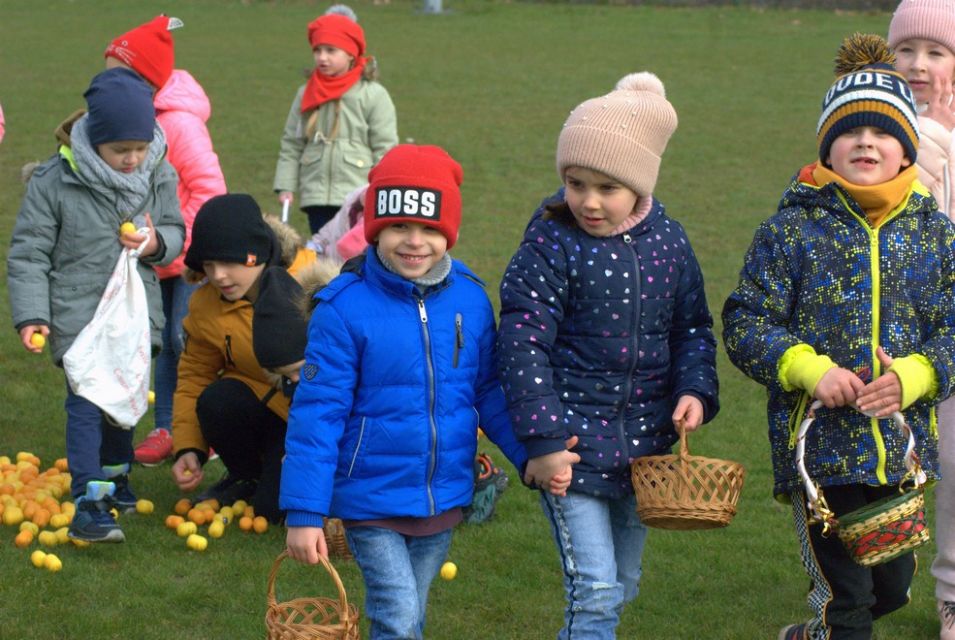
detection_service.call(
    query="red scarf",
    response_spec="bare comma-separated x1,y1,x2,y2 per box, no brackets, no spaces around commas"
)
301,57,367,113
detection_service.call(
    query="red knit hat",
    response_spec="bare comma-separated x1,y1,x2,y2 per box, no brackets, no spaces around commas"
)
104,15,182,89
364,145,464,249
307,14,365,57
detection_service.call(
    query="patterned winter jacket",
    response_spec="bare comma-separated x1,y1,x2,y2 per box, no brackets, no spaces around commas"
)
498,191,719,499
281,249,528,527
722,166,955,497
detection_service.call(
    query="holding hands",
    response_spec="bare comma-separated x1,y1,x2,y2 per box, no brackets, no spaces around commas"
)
524,435,581,497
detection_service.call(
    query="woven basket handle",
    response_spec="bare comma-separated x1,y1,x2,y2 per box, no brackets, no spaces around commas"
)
266,550,351,615
795,400,925,527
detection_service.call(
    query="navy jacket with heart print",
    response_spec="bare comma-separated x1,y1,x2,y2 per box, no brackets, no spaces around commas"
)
498,189,719,499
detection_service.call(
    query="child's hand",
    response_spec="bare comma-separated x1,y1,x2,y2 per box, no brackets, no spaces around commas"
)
855,347,903,418
814,366,865,409
672,395,704,433
524,435,581,497
171,451,204,492
120,212,159,257
18,325,48,353
278,191,294,205
287,526,328,564
924,74,955,132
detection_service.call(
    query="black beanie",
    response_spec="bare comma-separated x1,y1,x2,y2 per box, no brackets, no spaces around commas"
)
185,194,282,272
252,267,308,369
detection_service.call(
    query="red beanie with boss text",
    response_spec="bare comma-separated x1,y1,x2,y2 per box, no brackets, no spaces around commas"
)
364,145,464,249
104,15,182,89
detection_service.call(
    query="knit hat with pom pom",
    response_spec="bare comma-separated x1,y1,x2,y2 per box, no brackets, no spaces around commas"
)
819,32,919,164
556,72,678,197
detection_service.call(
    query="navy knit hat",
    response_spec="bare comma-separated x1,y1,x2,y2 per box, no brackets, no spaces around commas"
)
83,67,155,146
185,194,282,272
818,34,919,164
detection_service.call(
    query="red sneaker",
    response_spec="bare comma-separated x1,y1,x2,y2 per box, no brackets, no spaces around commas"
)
134,429,173,466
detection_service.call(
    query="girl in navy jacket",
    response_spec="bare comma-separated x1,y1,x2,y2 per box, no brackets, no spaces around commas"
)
498,73,719,639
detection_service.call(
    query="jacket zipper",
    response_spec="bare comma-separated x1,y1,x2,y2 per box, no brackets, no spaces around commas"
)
347,417,367,477
417,296,438,515
453,313,463,368
618,232,640,460
225,335,236,367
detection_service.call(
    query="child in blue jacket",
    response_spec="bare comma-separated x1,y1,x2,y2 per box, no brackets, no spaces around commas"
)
498,72,719,639
281,144,568,640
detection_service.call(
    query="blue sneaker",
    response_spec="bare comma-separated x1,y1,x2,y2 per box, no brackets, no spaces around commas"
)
68,481,125,543
111,475,138,514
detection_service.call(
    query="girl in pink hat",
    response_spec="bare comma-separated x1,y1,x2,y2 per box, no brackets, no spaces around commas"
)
888,2,955,636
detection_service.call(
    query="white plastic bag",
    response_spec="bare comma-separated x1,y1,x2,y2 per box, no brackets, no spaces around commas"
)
63,234,152,428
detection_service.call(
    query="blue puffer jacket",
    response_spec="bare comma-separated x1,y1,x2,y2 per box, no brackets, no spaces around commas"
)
498,190,719,499
281,249,528,527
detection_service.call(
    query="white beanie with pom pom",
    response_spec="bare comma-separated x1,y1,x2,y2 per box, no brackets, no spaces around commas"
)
556,71,678,197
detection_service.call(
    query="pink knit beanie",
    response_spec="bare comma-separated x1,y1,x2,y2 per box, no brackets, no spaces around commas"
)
556,72,678,197
888,0,955,56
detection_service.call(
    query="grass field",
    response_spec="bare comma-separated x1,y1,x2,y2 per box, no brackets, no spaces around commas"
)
0,1,942,638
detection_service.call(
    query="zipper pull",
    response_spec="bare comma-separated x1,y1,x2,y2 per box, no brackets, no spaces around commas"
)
417,298,428,324
623,232,633,245
453,313,463,368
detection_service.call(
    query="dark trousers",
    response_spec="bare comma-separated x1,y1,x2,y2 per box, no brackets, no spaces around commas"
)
791,484,915,640
196,378,287,521
64,379,135,497
302,204,340,234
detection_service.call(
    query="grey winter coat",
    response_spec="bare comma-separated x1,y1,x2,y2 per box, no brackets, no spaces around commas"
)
7,150,184,364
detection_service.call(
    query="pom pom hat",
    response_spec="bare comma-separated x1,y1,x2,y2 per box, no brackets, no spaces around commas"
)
84,68,156,146
818,33,919,164
307,14,365,57
556,72,678,197
364,144,464,249
104,15,183,89
888,0,955,60
185,194,281,272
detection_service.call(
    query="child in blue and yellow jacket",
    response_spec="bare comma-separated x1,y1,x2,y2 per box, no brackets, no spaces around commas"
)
723,38,955,640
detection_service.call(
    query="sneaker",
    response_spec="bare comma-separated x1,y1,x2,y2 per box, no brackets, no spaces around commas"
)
112,475,138,514
778,623,807,640
68,481,125,543
134,429,173,466
196,474,257,506
941,601,955,640
207,447,219,462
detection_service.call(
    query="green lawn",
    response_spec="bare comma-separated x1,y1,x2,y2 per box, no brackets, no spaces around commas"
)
0,1,941,638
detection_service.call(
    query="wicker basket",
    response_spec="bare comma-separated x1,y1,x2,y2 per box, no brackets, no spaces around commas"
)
796,401,931,567
630,426,746,530
323,518,353,560
265,551,360,640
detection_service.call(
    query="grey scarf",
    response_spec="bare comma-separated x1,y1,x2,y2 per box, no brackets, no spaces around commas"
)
69,114,167,218
377,248,453,289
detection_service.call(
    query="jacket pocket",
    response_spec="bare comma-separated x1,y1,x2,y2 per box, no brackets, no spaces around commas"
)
301,143,325,166
346,417,368,478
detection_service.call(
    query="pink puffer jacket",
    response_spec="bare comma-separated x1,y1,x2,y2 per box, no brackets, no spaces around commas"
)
154,70,227,279
915,113,955,221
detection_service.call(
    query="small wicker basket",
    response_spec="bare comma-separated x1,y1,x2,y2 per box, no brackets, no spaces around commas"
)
630,425,746,530
323,518,353,560
796,401,930,567
265,551,360,640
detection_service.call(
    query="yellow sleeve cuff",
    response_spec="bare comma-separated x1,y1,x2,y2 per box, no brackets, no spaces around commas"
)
779,344,836,394
888,354,937,410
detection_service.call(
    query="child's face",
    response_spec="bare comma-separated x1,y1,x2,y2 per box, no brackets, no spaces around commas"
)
375,222,448,280
563,166,639,237
202,261,266,301
826,126,911,186
96,140,150,174
313,45,354,77
893,38,955,104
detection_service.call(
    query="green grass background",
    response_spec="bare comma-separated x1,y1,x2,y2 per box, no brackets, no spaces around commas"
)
0,1,941,638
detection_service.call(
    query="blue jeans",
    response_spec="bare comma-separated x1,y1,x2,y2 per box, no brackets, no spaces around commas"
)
540,491,648,640
344,526,452,640
65,379,135,497
154,276,197,431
